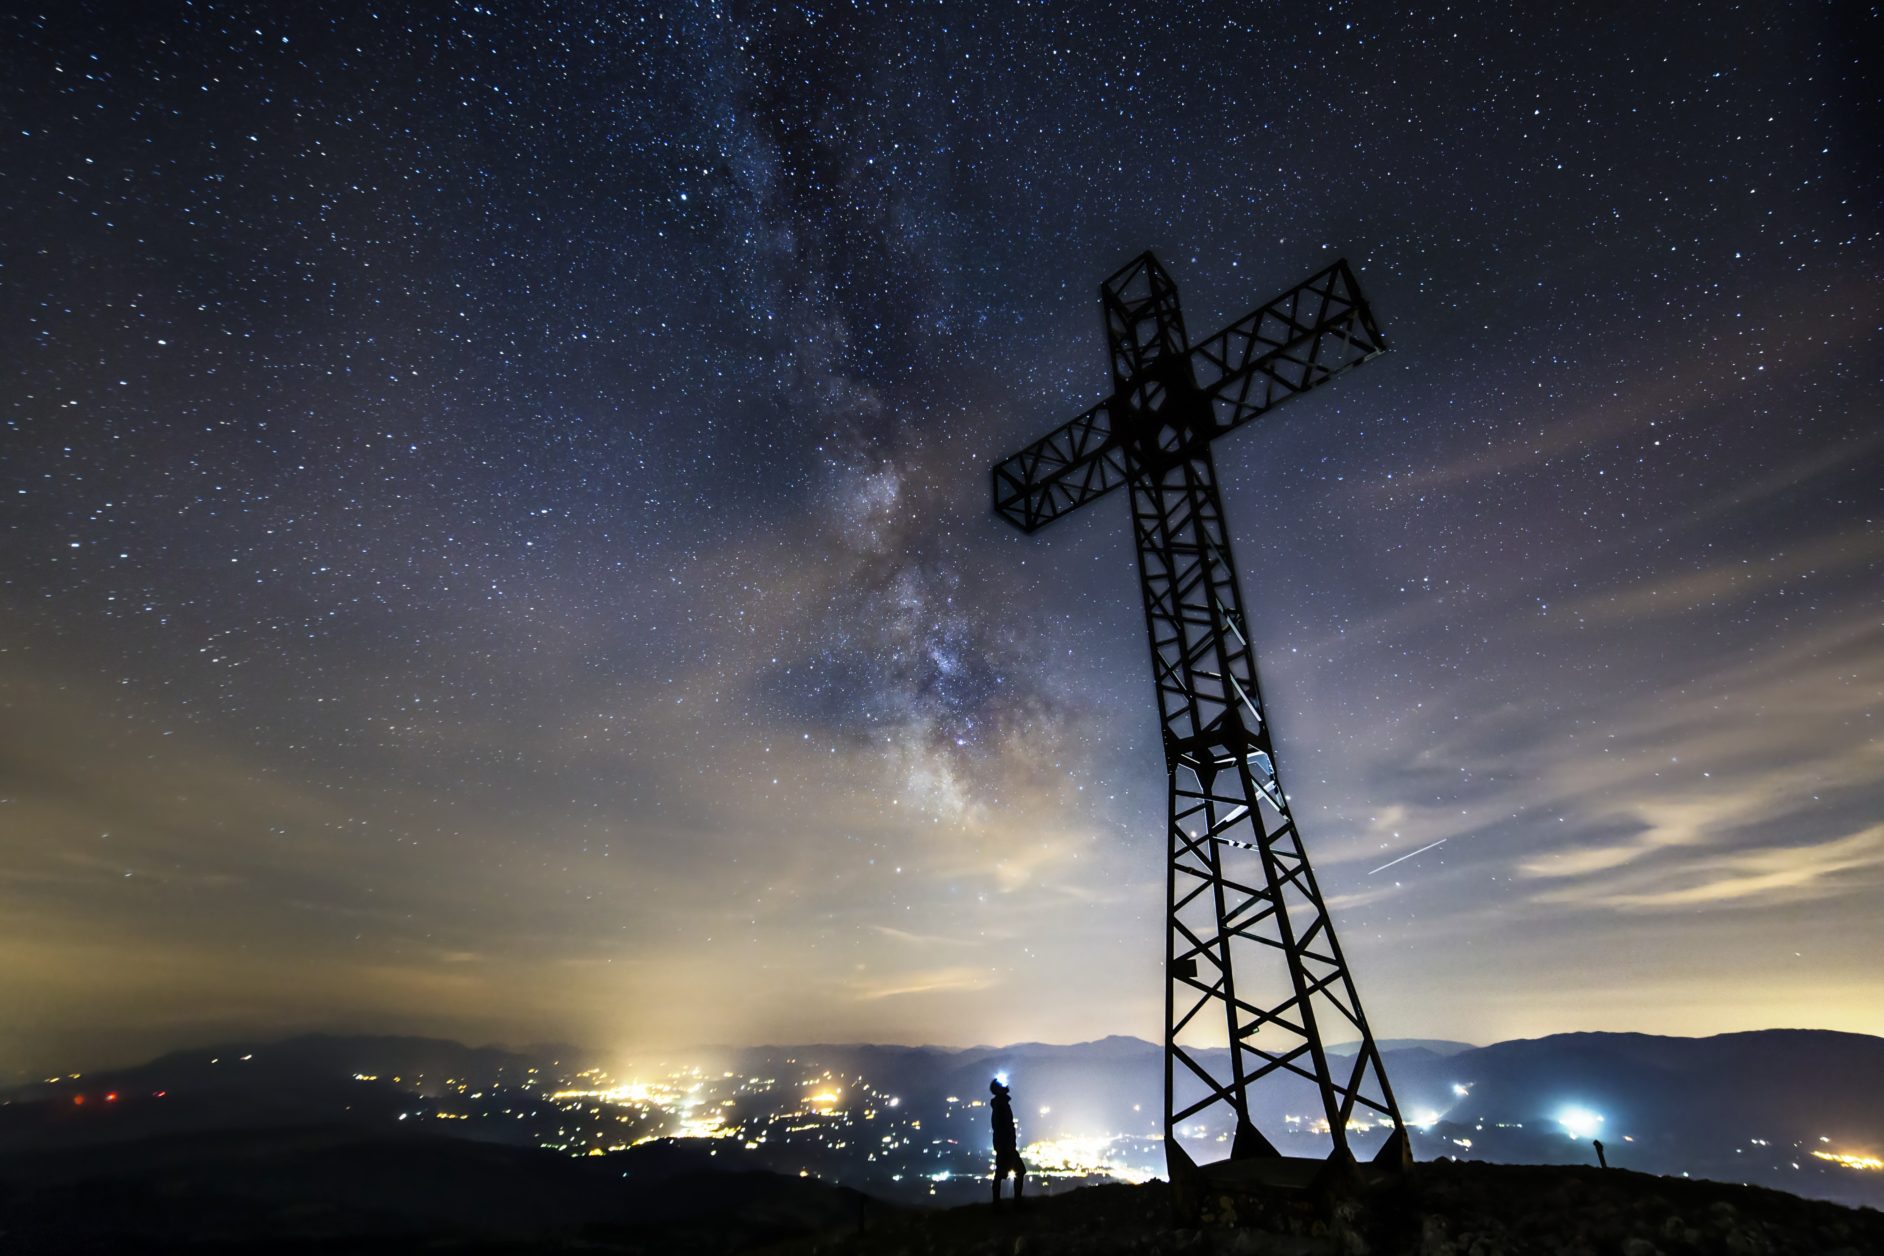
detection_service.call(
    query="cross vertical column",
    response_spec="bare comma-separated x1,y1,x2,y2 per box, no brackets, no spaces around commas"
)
1131,443,1267,1173
1100,256,1407,1178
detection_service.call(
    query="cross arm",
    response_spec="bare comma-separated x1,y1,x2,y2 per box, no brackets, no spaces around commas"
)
991,399,1130,533
1188,258,1387,433
991,259,1388,535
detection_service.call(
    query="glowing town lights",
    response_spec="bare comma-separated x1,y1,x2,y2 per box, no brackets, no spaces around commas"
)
1812,1150,1884,1172
1302,1115,1384,1136
673,1112,736,1140
131,1047,1190,1189
1557,1106,1604,1140
1022,1135,1157,1185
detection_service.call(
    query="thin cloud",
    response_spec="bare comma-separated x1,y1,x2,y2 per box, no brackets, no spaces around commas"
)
869,924,974,948
1531,823,1884,911
851,967,995,1001
1564,527,1882,625
1382,272,1881,498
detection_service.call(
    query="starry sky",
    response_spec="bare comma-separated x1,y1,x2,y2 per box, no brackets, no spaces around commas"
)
3,2,1879,1077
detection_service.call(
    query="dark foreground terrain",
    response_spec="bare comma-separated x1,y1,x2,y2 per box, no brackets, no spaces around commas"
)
3,1129,1881,1256
793,1161,1884,1256
0,1125,869,1254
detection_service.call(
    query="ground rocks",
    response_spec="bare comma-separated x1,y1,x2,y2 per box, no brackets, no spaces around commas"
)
780,1161,1884,1256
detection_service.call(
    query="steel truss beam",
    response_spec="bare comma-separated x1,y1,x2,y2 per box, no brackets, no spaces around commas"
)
992,257,1385,534
992,252,1406,1177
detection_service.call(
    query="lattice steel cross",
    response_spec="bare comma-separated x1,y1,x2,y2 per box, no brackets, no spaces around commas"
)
991,254,1410,1179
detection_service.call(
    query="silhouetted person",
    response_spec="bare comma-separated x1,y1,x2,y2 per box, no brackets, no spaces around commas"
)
1593,1138,1608,1169
989,1078,1026,1205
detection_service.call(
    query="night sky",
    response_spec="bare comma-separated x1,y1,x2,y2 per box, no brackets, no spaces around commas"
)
3,3,1879,1077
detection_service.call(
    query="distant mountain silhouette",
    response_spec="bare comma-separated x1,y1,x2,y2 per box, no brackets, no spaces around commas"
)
6,1027,1880,1213
1437,1029,1884,1143
0,1033,570,1155
1330,1037,1479,1057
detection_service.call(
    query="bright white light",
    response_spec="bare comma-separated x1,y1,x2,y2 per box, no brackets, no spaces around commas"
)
1022,1135,1156,1185
1451,1082,1471,1098
1558,1106,1604,1140
994,1072,1010,1087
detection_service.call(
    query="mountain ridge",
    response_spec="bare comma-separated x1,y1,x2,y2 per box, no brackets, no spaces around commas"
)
7,1026,1881,1210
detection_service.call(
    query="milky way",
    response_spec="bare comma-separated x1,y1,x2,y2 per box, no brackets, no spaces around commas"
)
2,3,1879,1075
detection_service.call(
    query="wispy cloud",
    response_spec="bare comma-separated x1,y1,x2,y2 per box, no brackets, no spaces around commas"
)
1500,617,1883,910
1563,526,1883,624
1378,272,1882,499
850,966,995,1001
1531,823,1884,910
869,924,974,947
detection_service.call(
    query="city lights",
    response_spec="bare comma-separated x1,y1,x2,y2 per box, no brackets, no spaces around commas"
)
1812,1150,1883,1172
25,1039,1884,1219
1022,1135,1157,1185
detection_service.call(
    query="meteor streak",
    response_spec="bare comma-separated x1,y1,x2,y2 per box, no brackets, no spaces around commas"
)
1368,838,1449,876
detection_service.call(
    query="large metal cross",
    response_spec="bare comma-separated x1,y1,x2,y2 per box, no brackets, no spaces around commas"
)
992,254,1410,1180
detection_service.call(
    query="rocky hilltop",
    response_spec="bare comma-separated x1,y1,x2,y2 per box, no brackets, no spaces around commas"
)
785,1160,1884,1256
